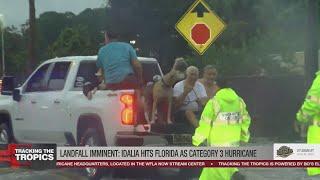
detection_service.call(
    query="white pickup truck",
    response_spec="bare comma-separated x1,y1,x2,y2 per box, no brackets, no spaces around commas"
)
0,56,193,178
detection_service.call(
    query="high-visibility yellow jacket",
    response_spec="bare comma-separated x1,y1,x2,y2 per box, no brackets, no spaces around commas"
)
297,71,320,125
296,71,320,176
193,88,251,147
192,88,251,180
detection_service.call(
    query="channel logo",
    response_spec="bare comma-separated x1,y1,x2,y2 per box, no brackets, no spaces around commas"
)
277,146,293,158
0,144,56,169
0,144,32,168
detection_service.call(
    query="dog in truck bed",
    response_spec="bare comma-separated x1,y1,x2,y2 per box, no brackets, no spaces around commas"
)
147,57,188,125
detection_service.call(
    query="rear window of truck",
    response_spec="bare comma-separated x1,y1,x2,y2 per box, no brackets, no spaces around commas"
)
141,62,162,84
74,61,98,89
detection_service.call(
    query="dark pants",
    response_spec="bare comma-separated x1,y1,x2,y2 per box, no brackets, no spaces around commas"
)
174,110,203,178
106,74,140,90
174,110,202,133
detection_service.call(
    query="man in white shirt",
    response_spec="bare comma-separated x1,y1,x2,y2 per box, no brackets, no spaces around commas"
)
174,66,208,129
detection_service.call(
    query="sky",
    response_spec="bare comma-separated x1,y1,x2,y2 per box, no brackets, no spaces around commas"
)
0,0,105,27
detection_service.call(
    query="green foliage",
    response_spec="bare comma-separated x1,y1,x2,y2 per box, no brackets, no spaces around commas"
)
37,9,106,61
0,0,313,77
47,25,96,58
37,11,74,49
108,0,195,72
106,0,309,75
1,8,107,76
0,27,27,76
185,0,307,76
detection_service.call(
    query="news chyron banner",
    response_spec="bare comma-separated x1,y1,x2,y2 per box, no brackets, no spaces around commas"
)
56,144,320,168
56,146,271,168
1,144,320,168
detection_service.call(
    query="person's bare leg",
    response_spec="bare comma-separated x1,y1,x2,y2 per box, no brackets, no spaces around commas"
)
185,110,199,128
151,98,158,124
167,95,173,124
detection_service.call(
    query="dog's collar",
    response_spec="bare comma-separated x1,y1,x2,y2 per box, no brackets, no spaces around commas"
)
161,78,171,88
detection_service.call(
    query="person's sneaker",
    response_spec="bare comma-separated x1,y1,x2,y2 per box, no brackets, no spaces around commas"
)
232,172,245,180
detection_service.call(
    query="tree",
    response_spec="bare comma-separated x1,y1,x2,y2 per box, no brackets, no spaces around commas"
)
2,0,310,77
33,8,107,62
0,27,27,78
47,26,95,58
72,8,107,49
108,0,194,72
37,11,74,56
109,0,306,75
186,0,307,76
28,0,36,74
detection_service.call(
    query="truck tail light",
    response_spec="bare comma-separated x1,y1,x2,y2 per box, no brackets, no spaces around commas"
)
120,94,135,125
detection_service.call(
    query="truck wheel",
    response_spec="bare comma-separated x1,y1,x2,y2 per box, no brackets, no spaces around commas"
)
0,123,12,144
80,128,111,180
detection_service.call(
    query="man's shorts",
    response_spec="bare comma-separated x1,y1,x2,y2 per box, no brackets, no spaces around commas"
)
173,109,202,134
106,74,140,90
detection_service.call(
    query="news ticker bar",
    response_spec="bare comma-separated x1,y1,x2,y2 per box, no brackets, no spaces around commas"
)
56,160,320,168
1,144,320,169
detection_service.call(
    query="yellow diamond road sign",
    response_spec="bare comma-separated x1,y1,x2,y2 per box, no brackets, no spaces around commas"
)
175,0,226,55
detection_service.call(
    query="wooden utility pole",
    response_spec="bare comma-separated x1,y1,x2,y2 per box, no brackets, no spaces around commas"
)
305,0,318,88
28,0,36,74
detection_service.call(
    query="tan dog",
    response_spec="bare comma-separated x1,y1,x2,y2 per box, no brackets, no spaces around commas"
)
150,58,188,124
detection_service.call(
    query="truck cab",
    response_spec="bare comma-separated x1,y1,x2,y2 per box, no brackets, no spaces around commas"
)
0,56,171,146
0,55,192,178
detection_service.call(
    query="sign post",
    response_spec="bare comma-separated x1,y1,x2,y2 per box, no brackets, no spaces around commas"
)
0,14,5,76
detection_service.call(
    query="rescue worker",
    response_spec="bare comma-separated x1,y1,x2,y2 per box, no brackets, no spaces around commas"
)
296,71,320,176
193,78,251,180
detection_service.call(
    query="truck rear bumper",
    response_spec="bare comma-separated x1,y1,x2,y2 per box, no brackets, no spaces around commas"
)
115,131,168,146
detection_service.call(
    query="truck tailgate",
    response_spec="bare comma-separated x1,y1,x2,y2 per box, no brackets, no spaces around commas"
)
150,123,193,145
